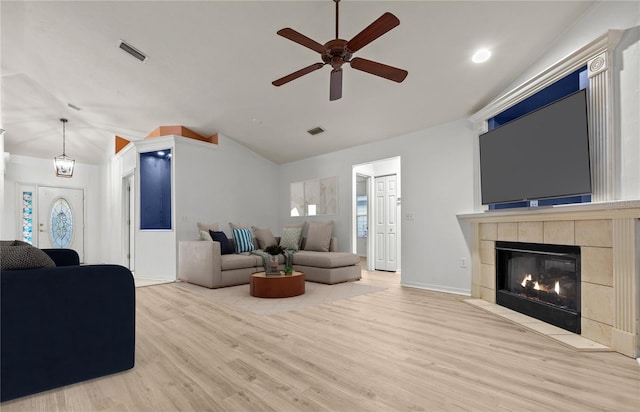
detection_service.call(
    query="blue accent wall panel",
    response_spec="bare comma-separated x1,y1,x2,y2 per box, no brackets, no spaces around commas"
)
140,150,172,230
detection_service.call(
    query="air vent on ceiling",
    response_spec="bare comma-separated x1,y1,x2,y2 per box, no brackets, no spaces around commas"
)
307,127,325,136
67,103,81,111
119,41,147,62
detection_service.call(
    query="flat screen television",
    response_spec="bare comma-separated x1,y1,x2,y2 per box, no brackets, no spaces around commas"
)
479,89,591,205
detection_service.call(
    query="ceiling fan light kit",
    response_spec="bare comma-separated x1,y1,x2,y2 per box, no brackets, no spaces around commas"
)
273,0,408,101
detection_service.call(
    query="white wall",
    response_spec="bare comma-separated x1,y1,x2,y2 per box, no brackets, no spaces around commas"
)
1,134,6,239
502,1,639,94
174,133,280,240
101,133,280,280
2,154,104,264
615,26,640,199
280,120,476,295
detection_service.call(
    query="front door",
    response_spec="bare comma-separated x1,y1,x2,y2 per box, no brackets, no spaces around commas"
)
37,186,85,262
374,174,397,271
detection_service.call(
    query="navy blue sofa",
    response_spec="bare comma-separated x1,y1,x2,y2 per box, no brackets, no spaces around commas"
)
1,249,135,402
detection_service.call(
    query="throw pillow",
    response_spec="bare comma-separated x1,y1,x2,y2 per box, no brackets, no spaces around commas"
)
200,230,213,241
252,226,277,249
304,221,334,252
229,222,249,231
232,228,255,253
209,230,234,255
279,227,302,251
284,221,306,247
197,222,219,232
0,241,56,270
284,222,306,230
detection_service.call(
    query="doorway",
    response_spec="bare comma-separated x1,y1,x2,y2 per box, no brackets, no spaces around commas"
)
352,157,401,273
356,174,369,259
374,174,398,271
37,186,85,262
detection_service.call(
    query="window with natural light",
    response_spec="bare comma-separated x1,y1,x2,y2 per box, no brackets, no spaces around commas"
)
357,194,367,238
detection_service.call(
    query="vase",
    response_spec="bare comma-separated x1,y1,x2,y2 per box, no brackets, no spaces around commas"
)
267,255,279,273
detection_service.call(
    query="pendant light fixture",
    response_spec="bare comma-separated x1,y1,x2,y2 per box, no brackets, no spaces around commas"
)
54,118,75,177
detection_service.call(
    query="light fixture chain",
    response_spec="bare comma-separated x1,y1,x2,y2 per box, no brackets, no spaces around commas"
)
60,118,68,155
55,118,74,177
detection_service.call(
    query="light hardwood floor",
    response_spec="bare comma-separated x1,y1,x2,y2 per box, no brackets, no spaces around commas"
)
3,269,639,411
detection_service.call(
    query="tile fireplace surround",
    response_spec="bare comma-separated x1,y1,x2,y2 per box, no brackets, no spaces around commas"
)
459,201,640,358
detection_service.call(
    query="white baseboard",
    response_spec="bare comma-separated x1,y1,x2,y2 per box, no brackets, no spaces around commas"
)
401,281,471,296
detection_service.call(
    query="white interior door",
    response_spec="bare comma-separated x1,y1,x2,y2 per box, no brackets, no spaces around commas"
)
375,175,397,271
37,186,85,262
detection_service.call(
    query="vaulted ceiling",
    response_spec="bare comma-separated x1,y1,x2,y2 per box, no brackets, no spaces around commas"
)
1,1,595,165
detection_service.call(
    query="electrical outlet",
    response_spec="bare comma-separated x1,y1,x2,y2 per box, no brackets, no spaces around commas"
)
405,213,414,220
459,258,467,268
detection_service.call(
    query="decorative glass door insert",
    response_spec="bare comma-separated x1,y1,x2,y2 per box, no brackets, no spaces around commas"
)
50,198,73,248
37,187,84,262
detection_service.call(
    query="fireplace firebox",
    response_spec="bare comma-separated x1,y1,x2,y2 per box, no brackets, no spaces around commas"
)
496,241,581,333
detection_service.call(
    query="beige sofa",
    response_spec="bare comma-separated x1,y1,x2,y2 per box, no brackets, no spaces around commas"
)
178,237,361,288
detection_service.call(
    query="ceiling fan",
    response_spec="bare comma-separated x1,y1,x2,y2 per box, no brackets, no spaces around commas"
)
272,0,408,101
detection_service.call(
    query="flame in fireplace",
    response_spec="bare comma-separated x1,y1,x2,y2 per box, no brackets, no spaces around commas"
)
520,273,562,295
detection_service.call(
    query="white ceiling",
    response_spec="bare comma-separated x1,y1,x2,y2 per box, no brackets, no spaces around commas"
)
1,0,596,165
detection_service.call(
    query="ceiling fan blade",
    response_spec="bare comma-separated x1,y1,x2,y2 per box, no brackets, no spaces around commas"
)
272,63,325,87
330,68,343,101
346,12,400,53
277,28,326,54
350,57,408,83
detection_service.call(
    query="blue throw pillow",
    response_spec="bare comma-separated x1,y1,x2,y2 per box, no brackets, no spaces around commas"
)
209,230,234,255
232,228,255,253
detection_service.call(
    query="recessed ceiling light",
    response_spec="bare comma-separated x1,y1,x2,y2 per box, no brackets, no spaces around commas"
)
472,49,491,63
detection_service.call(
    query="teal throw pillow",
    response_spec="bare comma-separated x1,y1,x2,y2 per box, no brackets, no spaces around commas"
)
279,227,302,251
232,228,255,253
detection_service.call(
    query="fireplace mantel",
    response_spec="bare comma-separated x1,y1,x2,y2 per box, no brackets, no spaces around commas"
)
458,200,640,358
458,200,640,222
